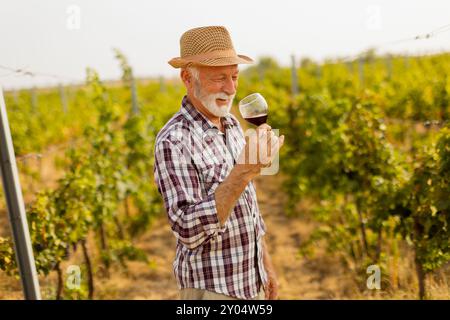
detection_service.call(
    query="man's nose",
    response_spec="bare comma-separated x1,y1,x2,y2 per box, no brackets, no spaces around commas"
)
222,77,236,96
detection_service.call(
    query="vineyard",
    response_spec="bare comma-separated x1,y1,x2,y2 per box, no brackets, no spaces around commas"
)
0,50,449,299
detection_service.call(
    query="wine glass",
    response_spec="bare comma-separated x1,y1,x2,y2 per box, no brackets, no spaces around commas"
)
238,93,268,126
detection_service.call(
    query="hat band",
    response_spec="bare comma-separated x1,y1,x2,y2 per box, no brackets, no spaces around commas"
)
182,49,237,62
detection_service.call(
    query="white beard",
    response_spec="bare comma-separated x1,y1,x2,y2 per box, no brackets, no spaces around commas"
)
194,83,235,117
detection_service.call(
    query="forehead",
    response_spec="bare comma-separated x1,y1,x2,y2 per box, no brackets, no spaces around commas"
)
198,64,239,76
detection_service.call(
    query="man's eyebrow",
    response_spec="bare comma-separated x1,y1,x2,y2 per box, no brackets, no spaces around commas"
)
213,71,240,77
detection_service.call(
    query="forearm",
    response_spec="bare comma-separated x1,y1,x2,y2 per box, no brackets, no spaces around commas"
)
214,164,257,226
215,123,284,227
262,237,276,274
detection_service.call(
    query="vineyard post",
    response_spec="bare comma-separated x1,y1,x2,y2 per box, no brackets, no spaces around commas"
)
31,86,37,113
257,63,264,82
346,61,353,75
59,83,68,113
13,89,19,106
131,75,139,115
0,87,41,300
291,54,299,97
358,57,365,87
316,64,321,80
159,75,166,93
404,56,410,70
385,55,392,80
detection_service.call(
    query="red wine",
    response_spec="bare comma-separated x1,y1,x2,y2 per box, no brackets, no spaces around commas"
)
244,114,268,126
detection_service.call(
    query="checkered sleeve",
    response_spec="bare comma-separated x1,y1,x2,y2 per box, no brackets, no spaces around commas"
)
154,138,227,250
259,213,267,237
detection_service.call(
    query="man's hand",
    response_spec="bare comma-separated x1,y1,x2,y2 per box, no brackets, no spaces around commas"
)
236,124,285,179
262,237,279,300
265,269,279,300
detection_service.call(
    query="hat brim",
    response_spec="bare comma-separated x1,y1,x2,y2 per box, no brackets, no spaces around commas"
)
168,54,254,68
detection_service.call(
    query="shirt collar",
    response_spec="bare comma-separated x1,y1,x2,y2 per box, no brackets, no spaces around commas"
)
180,95,238,132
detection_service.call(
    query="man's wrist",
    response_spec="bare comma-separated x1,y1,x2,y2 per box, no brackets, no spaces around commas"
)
266,267,277,277
233,164,259,182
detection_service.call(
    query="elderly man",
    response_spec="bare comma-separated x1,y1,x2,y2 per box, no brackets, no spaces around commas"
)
153,26,284,300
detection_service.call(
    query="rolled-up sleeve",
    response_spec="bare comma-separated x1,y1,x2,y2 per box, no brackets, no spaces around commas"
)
153,138,228,250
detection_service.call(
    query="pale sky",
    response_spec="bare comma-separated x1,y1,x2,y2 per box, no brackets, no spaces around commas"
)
0,0,449,89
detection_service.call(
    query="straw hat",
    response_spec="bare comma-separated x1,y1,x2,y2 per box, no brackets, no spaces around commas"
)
168,26,254,68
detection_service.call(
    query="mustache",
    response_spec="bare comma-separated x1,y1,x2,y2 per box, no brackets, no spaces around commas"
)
210,92,235,100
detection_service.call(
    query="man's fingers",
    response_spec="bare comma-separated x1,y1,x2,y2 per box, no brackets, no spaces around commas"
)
270,135,284,155
270,290,278,300
257,123,271,132
243,129,284,168
244,135,250,165
279,135,285,147
269,280,279,300
265,282,278,300
258,128,269,139
270,134,284,152
267,131,275,159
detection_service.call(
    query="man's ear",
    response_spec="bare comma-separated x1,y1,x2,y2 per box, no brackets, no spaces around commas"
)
180,69,191,87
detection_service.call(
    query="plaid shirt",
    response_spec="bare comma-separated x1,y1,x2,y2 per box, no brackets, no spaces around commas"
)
153,95,268,299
